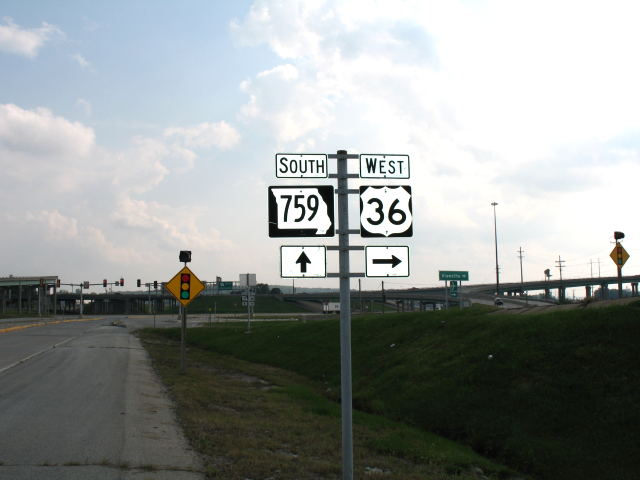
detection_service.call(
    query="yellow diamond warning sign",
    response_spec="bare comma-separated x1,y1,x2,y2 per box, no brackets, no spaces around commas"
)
165,266,205,307
610,242,630,268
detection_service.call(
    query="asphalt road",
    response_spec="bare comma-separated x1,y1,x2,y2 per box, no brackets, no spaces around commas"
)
0,316,204,480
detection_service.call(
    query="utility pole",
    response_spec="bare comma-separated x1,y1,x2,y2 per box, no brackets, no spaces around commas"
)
518,247,527,305
555,256,566,303
555,255,565,281
381,281,385,314
491,202,500,295
590,259,593,278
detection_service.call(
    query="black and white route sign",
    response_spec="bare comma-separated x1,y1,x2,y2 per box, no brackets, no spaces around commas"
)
280,246,327,277
365,246,409,277
269,186,335,237
359,185,413,237
276,154,328,178
360,154,410,178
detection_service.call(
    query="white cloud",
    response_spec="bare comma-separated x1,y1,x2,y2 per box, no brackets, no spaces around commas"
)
164,121,241,150
76,98,92,116
228,0,640,285
71,53,91,69
0,17,62,58
25,210,79,241
0,103,95,157
110,196,232,252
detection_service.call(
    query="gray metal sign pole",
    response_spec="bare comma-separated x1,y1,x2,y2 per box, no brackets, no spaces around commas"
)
336,149,353,480
180,304,186,374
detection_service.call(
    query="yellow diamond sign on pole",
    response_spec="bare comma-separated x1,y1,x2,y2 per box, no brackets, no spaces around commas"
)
165,266,205,307
610,242,630,268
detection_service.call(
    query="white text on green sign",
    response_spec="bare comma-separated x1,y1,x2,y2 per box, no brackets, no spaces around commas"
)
439,271,469,281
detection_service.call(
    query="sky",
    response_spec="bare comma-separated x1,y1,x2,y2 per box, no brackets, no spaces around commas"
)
1,0,639,294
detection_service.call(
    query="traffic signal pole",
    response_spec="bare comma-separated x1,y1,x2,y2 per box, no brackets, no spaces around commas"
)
180,305,186,374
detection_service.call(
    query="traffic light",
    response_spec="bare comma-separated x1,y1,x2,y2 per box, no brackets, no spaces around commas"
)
180,273,191,300
137,279,141,287
616,244,624,265
56,279,61,288
120,278,124,286
103,279,107,287
154,280,158,289
614,231,625,241
179,250,192,263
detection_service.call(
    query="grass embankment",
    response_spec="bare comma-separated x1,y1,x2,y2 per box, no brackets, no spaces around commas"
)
151,302,640,480
184,295,310,314
140,332,515,479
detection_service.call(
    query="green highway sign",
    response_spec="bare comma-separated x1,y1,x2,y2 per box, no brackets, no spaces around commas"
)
439,270,469,281
218,281,233,290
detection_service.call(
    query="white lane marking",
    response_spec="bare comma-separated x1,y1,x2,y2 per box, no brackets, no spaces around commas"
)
0,337,74,376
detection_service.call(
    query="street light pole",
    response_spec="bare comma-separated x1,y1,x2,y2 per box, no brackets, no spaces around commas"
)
491,202,500,296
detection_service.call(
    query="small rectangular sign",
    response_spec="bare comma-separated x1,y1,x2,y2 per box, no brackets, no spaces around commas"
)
275,154,328,178
365,246,410,277
281,246,327,278
439,271,469,281
360,154,410,179
218,281,233,290
238,274,257,287
242,301,255,307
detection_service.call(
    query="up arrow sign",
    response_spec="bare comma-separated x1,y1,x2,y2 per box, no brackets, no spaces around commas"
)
296,251,311,273
372,255,402,268
280,246,326,278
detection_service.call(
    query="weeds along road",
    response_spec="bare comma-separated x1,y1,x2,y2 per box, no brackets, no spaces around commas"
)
0,316,204,480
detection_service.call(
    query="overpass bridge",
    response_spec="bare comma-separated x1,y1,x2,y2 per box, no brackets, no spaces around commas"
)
3,274,638,317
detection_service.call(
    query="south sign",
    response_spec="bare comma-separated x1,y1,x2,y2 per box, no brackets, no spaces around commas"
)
275,153,328,178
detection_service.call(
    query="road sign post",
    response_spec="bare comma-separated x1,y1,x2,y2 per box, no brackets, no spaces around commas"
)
165,265,205,373
610,242,630,297
439,271,469,309
270,149,411,480
335,150,354,480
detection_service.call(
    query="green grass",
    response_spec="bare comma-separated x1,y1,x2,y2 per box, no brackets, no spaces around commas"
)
183,295,310,314
139,331,516,479
151,301,640,480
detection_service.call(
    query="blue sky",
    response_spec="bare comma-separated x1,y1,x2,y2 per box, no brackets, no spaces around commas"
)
1,0,639,294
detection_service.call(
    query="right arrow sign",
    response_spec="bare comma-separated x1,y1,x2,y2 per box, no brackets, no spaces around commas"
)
365,246,410,277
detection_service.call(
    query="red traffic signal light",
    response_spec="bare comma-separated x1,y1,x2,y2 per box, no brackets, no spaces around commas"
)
137,279,141,287
120,278,124,286
180,274,191,300
103,279,107,287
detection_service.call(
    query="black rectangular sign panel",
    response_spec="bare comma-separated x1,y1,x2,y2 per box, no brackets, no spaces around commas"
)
268,185,335,237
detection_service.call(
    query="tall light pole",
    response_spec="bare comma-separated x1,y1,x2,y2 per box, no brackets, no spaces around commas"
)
491,202,500,296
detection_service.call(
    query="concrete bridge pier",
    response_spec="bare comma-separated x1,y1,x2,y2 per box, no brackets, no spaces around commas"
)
600,284,609,299
558,286,566,302
632,282,638,296
585,285,592,299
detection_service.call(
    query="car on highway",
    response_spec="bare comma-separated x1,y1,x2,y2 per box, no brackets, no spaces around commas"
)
494,297,504,306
